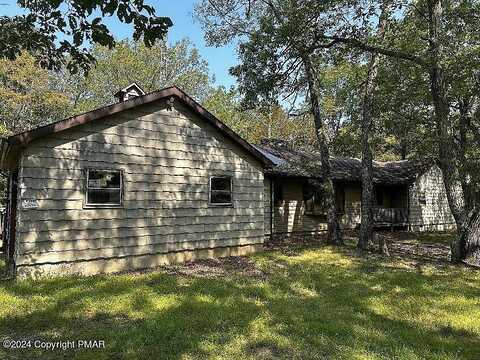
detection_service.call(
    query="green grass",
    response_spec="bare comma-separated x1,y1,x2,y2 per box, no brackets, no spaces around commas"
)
0,243,479,360
416,232,455,245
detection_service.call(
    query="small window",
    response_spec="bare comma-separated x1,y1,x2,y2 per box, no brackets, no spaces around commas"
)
375,188,384,206
335,186,345,214
274,182,283,206
303,184,326,216
209,176,232,205
86,169,123,207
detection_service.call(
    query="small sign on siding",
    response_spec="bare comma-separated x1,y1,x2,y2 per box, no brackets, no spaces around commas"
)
22,199,39,209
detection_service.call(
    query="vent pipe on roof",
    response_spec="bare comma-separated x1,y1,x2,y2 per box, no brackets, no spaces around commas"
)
114,83,146,102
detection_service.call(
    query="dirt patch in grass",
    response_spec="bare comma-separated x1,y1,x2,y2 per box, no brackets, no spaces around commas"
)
246,340,287,359
371,231,452,264
162,256,268,279
264,232,326,256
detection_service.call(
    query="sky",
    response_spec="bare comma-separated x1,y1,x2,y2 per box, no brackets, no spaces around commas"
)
0,0,238,88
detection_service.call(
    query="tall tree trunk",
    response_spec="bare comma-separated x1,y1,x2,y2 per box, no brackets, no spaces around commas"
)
358,56,377,251
303,55,342,245
427,0,472,263
462,208,480,262
358,3,390,251
459,99,475,213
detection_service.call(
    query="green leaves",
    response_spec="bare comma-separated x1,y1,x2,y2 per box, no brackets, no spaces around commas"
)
103,0,118,16
0,0,172,74
56,39,213,113
0,52,72,134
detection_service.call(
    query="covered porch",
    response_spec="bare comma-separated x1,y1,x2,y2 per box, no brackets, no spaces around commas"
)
372,185,409,227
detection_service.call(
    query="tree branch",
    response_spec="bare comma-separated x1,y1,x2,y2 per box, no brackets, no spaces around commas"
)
319,35,429,68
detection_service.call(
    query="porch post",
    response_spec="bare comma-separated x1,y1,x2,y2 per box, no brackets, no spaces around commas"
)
407,184,411,232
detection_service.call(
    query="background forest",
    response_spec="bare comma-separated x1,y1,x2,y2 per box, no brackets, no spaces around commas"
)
1,36,445,161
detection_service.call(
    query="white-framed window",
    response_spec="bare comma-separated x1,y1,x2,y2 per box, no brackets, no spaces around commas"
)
85,169,123,207
209,176,233,206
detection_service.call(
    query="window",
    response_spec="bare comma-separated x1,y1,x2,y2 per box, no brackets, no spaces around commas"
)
375,188,384,206
273,182,283,206
209,176,232,205
86,169,123,207
303,184,327,216
335,186,345,214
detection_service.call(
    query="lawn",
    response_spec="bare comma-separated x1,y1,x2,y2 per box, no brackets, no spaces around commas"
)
0,234,479,360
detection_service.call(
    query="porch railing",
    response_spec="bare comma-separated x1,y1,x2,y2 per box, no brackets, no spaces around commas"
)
373,207,408,225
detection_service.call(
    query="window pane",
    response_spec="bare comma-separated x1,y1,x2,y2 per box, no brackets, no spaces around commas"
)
335,187,345,213
211,177,231,191
274,182,283,206
211,191,232,204
88,170,121,189
88,189,121,205
303,184,326,214
303,185,315,202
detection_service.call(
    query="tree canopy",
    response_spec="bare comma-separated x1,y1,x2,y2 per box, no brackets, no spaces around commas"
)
0,0,172,73
0,52,71,134
55,39,214,113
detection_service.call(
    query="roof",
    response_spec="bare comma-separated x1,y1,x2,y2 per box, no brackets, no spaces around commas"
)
0,86,273,168
256,139,431,185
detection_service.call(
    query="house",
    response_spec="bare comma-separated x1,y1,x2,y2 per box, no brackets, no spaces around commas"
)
257,139,456,236
0,84,455,277
0,85,273,277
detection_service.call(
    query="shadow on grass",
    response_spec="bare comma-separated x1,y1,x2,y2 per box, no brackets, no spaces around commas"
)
0,244,478,359
416,231,455,245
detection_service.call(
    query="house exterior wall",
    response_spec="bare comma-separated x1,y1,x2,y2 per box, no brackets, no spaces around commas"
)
14,100,265,276
341,183,362,229
268,173,456,235
264,177,272,237
409,165,456,231
269,178,362,235
272,178,327,234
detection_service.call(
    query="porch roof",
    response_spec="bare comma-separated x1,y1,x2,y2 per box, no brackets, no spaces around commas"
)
255,139,431,185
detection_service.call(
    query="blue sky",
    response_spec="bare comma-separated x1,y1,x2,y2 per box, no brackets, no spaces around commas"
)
0,0,238,87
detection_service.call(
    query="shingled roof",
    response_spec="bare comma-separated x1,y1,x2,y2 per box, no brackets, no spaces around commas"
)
255,139,431,185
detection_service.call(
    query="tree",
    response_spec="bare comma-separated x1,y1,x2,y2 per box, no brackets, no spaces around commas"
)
0,0,172,73
0,52,71,134
196,0,345,245
316,0,480,261
198,0,480,260
204,86,316,146
319,62,364,150
204,86,260,140
358,2,391,251
54,39,214,113
0,52,73,204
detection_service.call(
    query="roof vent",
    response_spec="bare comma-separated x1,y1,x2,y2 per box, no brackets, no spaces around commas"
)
114,82,146,102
